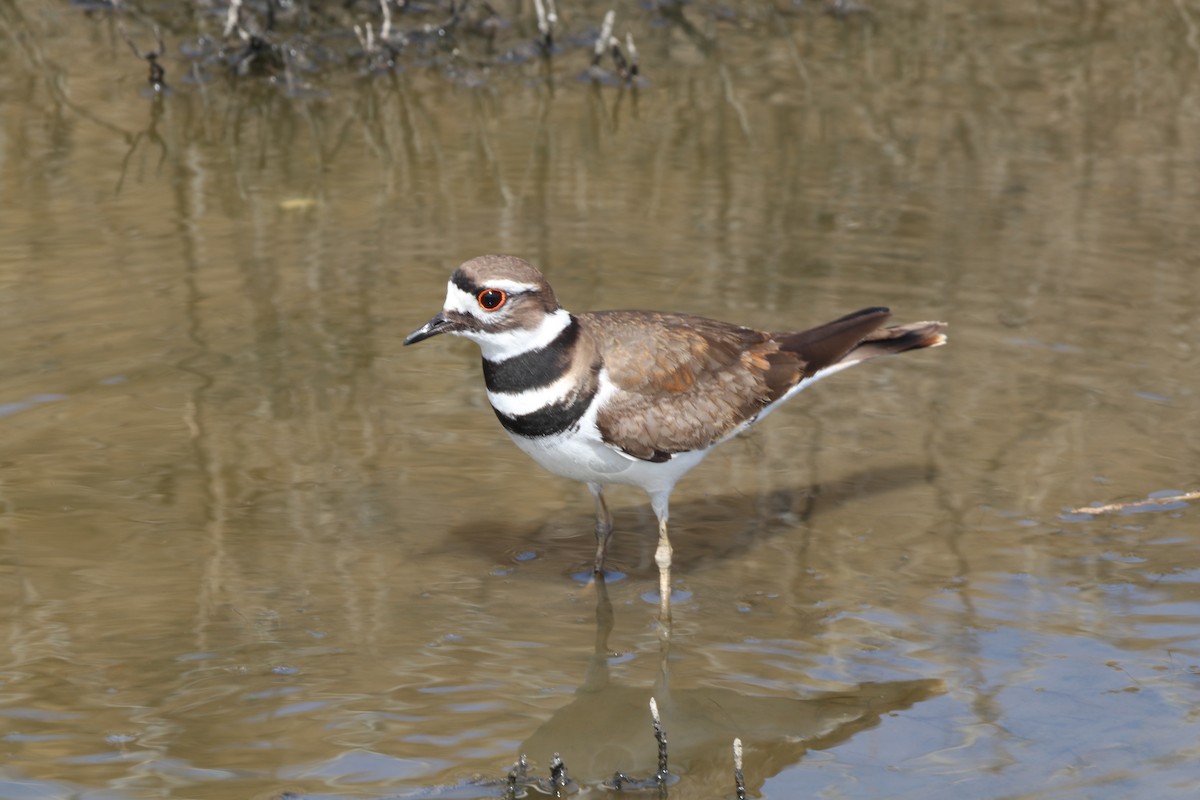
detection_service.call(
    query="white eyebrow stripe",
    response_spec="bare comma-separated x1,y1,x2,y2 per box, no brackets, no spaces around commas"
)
481,279,540,294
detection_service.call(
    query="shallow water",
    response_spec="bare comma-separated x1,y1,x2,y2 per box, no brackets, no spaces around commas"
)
2,1,1200,798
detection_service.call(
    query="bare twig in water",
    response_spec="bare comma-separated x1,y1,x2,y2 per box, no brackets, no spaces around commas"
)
504,754,528,800
608,34,640,82
733,738,746,800
719,63,751,136
533,0,556,49
380,0,393,41
223,0,243,38
353,22,376,55
1070,490,1200,516
602,697,672,792
588,11,639,84
609,35,629,78
119,24,167,91
591,9,615,68
548,752,569,796
650,696,669,786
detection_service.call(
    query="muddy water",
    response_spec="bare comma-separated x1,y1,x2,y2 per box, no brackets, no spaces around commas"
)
2,1,1200,797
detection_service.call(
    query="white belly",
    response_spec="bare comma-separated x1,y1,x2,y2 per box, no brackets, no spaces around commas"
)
507,425,709,495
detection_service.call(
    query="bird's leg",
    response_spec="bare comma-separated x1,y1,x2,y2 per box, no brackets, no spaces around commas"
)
649,491,674,685
588,482,614,574
649,491,672,622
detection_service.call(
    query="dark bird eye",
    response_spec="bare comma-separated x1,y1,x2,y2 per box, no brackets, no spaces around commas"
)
477,289,507,310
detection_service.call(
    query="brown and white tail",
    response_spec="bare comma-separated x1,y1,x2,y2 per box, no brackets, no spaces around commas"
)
778,307,947,378
843,318,948,365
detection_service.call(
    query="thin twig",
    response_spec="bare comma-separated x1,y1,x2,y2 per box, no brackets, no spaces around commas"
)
610,35,629,79
533,0,553,48
549,752,568,797
223,0,243,38
1070,490,1200,516
733,738,746,800
504,754,528,800
650,696,669,785
719,63,752,137
545,0,559,44
354,22,377,54
380,0,393,41
118,24,167,91
592,9,615,67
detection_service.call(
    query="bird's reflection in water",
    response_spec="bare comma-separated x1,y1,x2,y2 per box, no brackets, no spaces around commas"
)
437,474,943,791
519,575,943,791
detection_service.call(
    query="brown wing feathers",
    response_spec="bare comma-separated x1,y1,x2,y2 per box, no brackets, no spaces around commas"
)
587,311,774,461
590,308,946,462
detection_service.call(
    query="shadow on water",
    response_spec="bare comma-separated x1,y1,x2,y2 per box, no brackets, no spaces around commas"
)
441,464,935,576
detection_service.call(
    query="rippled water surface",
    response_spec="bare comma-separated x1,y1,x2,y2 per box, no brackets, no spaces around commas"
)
2,1,1200,797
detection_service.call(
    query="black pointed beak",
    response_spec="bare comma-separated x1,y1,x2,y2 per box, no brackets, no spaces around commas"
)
403,312,457,345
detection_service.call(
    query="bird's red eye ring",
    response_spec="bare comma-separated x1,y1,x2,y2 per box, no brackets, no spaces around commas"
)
477,289,507,310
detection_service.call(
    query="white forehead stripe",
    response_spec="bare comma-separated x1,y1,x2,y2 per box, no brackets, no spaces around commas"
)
474,308,572,362
443,282,478,315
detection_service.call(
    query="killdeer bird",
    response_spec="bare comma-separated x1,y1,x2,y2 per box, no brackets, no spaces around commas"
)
405,255,946,586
